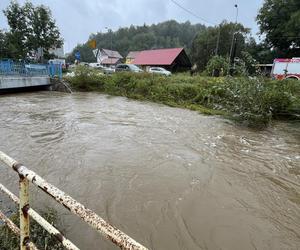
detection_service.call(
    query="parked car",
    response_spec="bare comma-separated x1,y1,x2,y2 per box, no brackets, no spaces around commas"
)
115,64,143,73
89,63,105,69
149,67,171,76
103,67,115,74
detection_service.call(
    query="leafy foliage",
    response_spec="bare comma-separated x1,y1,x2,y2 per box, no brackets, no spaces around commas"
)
191,21,250,71
28,4,62,53
244,37,275,64
205,55,229,77
238,51,257,75
1,1,62,60
257,0,300,56
2,1,30,59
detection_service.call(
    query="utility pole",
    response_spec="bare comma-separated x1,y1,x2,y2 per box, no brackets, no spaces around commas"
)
229,4,238,75
105,27,113,66
215,25,221,56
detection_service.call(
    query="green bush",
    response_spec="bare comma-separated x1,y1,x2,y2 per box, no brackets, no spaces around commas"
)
205,55,229,77
66,65,105,91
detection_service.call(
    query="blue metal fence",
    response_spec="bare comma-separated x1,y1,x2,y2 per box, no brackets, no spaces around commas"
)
48,62,63,79
0,60,62,79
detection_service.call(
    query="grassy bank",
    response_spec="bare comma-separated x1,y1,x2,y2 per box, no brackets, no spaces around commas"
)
65,66,300,128
0,209,64,249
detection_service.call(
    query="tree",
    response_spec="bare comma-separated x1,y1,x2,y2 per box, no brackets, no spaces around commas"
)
257,0,300,54
0,30,8,58
28,4,62,58
67,44,94,63
3,1,62,60
191,21,250,71
205,55,229,76
0,29,19,59
3,1,30,58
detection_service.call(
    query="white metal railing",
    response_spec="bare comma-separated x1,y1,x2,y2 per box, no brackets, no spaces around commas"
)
0,151,148,250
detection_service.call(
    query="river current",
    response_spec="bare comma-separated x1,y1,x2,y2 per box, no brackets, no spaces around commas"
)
0,92,299,249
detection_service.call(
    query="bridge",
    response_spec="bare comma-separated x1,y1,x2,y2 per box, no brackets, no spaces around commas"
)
0,60,62,92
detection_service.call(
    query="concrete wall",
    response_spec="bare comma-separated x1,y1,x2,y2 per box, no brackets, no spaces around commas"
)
0,76,50,90
50,78,72,93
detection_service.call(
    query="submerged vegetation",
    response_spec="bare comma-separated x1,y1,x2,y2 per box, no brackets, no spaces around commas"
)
65,66,300,128
0,209,64,250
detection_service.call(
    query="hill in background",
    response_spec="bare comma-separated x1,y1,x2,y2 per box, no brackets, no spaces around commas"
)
67,20,206,63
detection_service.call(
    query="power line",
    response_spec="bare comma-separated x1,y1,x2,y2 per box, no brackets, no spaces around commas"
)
170,0,221,56
170,0,216,26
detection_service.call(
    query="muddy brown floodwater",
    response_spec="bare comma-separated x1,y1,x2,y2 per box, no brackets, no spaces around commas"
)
0,91,299,250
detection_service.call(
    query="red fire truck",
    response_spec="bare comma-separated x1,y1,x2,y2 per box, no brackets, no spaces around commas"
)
271,58,300,80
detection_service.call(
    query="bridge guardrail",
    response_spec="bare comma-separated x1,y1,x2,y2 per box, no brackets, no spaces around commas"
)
0,60,62,79
0,151,147,250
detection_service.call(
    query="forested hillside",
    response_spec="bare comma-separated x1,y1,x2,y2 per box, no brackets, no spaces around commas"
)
67,20,205,63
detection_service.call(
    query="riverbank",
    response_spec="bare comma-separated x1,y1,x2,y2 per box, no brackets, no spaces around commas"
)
65,66,300,127
0,92,299,249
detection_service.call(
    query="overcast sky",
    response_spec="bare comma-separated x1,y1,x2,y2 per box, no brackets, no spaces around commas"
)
0,0,264,53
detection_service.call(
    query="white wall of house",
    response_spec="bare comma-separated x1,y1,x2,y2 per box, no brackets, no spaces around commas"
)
93,49,109,63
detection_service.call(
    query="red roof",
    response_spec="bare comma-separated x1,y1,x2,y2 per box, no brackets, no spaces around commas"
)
133,48,184,65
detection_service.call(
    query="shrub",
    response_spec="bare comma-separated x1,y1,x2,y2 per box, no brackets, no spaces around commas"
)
205,55,229,77
66,65,104,91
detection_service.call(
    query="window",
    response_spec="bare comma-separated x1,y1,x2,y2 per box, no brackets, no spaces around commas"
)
129,64,141,70
287,62,300,74
273,62,287,74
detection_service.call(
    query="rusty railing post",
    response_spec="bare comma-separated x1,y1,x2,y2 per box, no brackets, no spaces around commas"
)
0,151,148,250
19,174,30,250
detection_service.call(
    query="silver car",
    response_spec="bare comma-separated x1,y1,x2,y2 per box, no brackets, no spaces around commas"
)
149,67,171,76
115,64,143,73
103,67,115,74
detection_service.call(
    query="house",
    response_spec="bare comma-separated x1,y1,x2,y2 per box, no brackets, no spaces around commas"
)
126,51,140,64
96,49,123,67
132,48,191,71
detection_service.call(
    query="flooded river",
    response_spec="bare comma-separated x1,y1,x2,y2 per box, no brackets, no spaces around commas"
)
0,92,299,250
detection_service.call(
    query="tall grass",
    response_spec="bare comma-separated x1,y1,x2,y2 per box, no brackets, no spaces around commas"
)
0,209,64,249
66,66,300,127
